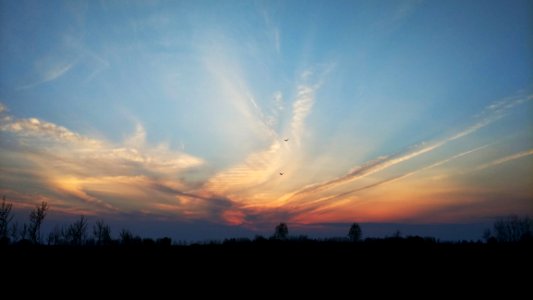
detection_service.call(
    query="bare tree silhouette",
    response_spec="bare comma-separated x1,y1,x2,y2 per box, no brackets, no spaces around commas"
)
20,223,28,241
119,228,141,245
48,225,64,245
482,228,493,243
10,221,19,243
490,215,532,243
348,222,362,242
273,223,289,240
65,215,88,246
93,219,112,246
28,201,48,244
0,196,14,244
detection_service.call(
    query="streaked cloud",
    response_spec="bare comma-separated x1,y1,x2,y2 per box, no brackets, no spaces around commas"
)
290,85,316,147
201,42,277,141
261,5,281,54
203,69,323,205
274,28,281,53
273,91,284,111
283,93,532,202
306,144,490,208
474,149,533,171
269,145,489,223
205,141,283,198
18,61,76,90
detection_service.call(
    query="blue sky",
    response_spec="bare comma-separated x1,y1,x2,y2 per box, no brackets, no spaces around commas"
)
0,0,532,240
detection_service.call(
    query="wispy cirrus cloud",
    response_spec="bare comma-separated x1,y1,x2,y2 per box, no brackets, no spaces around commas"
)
474,149,533,171
290,85,316,147
17,59,76,90
203,68,325,204
281,93,532,204
201,44,277,141
269,145,489,223
302,144,490,210
16,26,111,90
260,5,281,54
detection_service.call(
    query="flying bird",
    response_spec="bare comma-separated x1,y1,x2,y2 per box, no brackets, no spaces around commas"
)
284,138,289,142
279,172,284,175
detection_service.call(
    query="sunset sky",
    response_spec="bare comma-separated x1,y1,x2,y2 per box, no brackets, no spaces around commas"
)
1,0,532,240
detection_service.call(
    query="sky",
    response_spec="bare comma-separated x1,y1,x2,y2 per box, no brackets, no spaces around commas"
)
0,0,532,241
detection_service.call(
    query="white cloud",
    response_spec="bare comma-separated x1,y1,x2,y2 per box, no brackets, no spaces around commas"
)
0,116,101,146
43,62,74,83
202,46,277,141
290,85,315,147
203,70,326,204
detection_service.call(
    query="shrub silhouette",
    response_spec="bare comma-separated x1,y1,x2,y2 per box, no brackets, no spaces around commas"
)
28,201,48,244
65,215,88,246
120,228,142,245
47,225,64,245
93,219,112,246
487,215,533,243
0,196,13,245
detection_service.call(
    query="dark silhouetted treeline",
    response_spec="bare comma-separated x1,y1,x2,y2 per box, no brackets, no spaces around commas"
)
1,196,532,293
3,229,531,291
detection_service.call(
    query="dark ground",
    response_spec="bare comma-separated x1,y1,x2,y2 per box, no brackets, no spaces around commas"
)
2,238,531,294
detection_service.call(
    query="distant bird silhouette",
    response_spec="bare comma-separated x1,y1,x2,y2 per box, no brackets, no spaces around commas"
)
284,138,289,142
279,172,284,175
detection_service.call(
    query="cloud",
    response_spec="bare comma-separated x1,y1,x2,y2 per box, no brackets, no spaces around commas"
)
16,25,111,90
203,69,324,203
0,188,100,216
18,61,76,90
329,145,490,202
373,0,423,33
0,105,205,214
286,142,442,200
290,85,316,146
261,5,281,54
282,93,532,203
201,43,277,141
1,115,202,173
82,50,111,83
205,141,283,198
448,94,531,141
42,63,74,83
474,149,533,171
274,28,281,53
0,116,101,146
273,91,284,111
